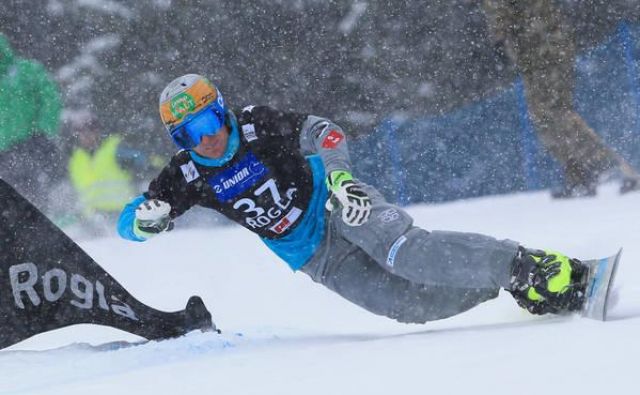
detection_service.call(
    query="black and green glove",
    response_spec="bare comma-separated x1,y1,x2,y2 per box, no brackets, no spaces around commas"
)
326,170,372,226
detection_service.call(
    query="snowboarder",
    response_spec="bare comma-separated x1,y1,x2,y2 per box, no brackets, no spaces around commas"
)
118,74,588,323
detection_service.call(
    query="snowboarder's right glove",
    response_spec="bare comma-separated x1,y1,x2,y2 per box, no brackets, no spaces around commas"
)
326,170,372,226
134,199,174,239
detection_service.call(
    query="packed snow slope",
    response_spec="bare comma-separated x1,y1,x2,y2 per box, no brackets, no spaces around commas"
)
1,184,639,395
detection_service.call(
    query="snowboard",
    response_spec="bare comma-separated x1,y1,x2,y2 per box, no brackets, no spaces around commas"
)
580,249,622,321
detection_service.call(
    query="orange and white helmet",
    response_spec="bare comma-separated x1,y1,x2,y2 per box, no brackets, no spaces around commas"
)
159,74,227,149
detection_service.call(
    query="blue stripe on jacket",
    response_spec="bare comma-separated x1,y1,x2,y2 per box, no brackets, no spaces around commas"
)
260,155,327,271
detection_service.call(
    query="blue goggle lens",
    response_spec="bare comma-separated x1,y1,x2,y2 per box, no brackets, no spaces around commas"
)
170,107,224,149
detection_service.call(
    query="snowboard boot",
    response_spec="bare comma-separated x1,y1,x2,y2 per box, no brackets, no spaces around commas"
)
508,247,589,315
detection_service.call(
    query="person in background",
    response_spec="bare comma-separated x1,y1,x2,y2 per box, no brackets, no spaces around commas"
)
65,110,159,232
482,0,640,198
0,33,63,209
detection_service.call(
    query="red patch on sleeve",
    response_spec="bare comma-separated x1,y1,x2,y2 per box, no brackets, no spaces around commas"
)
271,217,291,234
321,130,344,149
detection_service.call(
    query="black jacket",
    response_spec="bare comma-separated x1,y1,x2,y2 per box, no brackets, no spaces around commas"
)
144,105,319,239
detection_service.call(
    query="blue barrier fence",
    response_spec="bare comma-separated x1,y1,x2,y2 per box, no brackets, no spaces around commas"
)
350,22,640,205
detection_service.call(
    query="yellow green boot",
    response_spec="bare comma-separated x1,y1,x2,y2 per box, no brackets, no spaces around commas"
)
509,248,588,315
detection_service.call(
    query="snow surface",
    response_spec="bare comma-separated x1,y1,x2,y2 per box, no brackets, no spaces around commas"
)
1,184,639,395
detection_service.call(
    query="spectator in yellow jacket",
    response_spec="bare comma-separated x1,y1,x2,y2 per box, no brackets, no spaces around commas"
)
66,111,157,231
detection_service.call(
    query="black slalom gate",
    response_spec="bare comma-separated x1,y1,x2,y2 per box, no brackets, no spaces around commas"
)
0,179,216,349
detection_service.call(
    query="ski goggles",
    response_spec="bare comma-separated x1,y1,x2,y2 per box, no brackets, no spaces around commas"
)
169,105,225,150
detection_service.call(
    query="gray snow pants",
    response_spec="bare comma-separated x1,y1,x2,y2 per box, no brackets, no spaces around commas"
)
300,184,520,323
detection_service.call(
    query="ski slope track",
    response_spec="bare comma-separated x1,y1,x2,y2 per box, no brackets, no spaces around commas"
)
1,184,639,395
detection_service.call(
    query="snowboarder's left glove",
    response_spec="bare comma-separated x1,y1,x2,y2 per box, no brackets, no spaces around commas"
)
326,170,371,226
134,199,174,239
